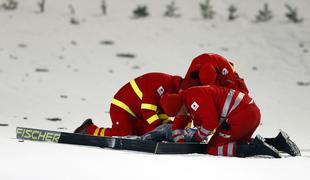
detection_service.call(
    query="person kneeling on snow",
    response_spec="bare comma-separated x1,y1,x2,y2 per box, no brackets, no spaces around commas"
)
74,72,182,137
158,85,300,158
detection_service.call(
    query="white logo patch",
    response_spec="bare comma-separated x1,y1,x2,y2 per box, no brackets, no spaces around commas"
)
222,68,229,76
157,86,165,96
191,102,199,111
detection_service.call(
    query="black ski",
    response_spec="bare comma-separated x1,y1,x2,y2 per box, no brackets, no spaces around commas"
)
16,127,208,154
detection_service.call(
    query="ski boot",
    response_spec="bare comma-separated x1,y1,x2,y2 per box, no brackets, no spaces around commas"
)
236,135,282,158
74,119,94,134
265,130,301,156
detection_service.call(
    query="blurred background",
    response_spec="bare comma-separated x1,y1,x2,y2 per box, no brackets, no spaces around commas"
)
0,0,309,147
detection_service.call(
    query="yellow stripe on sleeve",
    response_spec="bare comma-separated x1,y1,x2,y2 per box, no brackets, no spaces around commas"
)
146,114,159,124
130,80,143,100
141,103,157,111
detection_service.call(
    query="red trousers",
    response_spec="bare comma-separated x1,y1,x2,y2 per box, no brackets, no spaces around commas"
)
207,102,261,156
104,104,150,136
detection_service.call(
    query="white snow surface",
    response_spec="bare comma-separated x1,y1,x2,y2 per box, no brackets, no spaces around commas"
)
1,0,310,179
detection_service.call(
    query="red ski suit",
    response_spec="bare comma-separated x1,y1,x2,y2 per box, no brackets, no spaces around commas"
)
182,53,249,94
89,73,182,137
172,86,260,156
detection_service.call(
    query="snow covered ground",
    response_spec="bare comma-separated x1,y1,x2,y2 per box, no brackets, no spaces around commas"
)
1,0,310,179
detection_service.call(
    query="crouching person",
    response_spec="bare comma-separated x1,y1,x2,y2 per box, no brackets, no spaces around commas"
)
160,85,300,158
74,72,182,137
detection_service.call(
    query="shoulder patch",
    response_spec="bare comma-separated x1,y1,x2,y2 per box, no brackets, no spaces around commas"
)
157,86,165,96
191,101,199,111
222,68,229,76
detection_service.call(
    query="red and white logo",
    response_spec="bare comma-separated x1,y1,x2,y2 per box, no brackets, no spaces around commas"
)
157,86,165,96
222,68,229,76
191,102,199,111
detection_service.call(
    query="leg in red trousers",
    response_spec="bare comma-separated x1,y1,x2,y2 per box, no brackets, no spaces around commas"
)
207,103,261,156
105,104,137,136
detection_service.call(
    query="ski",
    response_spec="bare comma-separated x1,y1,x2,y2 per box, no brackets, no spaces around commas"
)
16,127,208,154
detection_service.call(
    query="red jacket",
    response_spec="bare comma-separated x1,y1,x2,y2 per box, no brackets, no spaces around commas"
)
172,85,252,142
113,72,182,130
182,53,249,94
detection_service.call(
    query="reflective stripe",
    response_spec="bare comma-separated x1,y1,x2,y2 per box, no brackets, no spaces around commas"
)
130,80,143,100
229,62,235,72
93,128,100,136
197,128,207,140
227,143,234,156
172,129,184,136
200,126,212,135
219,132,231,138
220,89,235,124
218,146,224,156
141,103,157,111
111,98,136,117
229,92,244,114
158,114,169,120
99,128,105,137
197,129,205,139
173,135,185,142
197,126,213,140
220,89,245,124
146,114,159,124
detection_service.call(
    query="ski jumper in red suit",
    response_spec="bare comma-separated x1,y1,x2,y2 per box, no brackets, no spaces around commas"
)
86,73,182,137
164,86,260,157
181,53,249,94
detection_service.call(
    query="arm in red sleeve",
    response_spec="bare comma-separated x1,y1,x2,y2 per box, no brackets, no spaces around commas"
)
140,93,162,131
172,115,192,131
192,93,219,142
